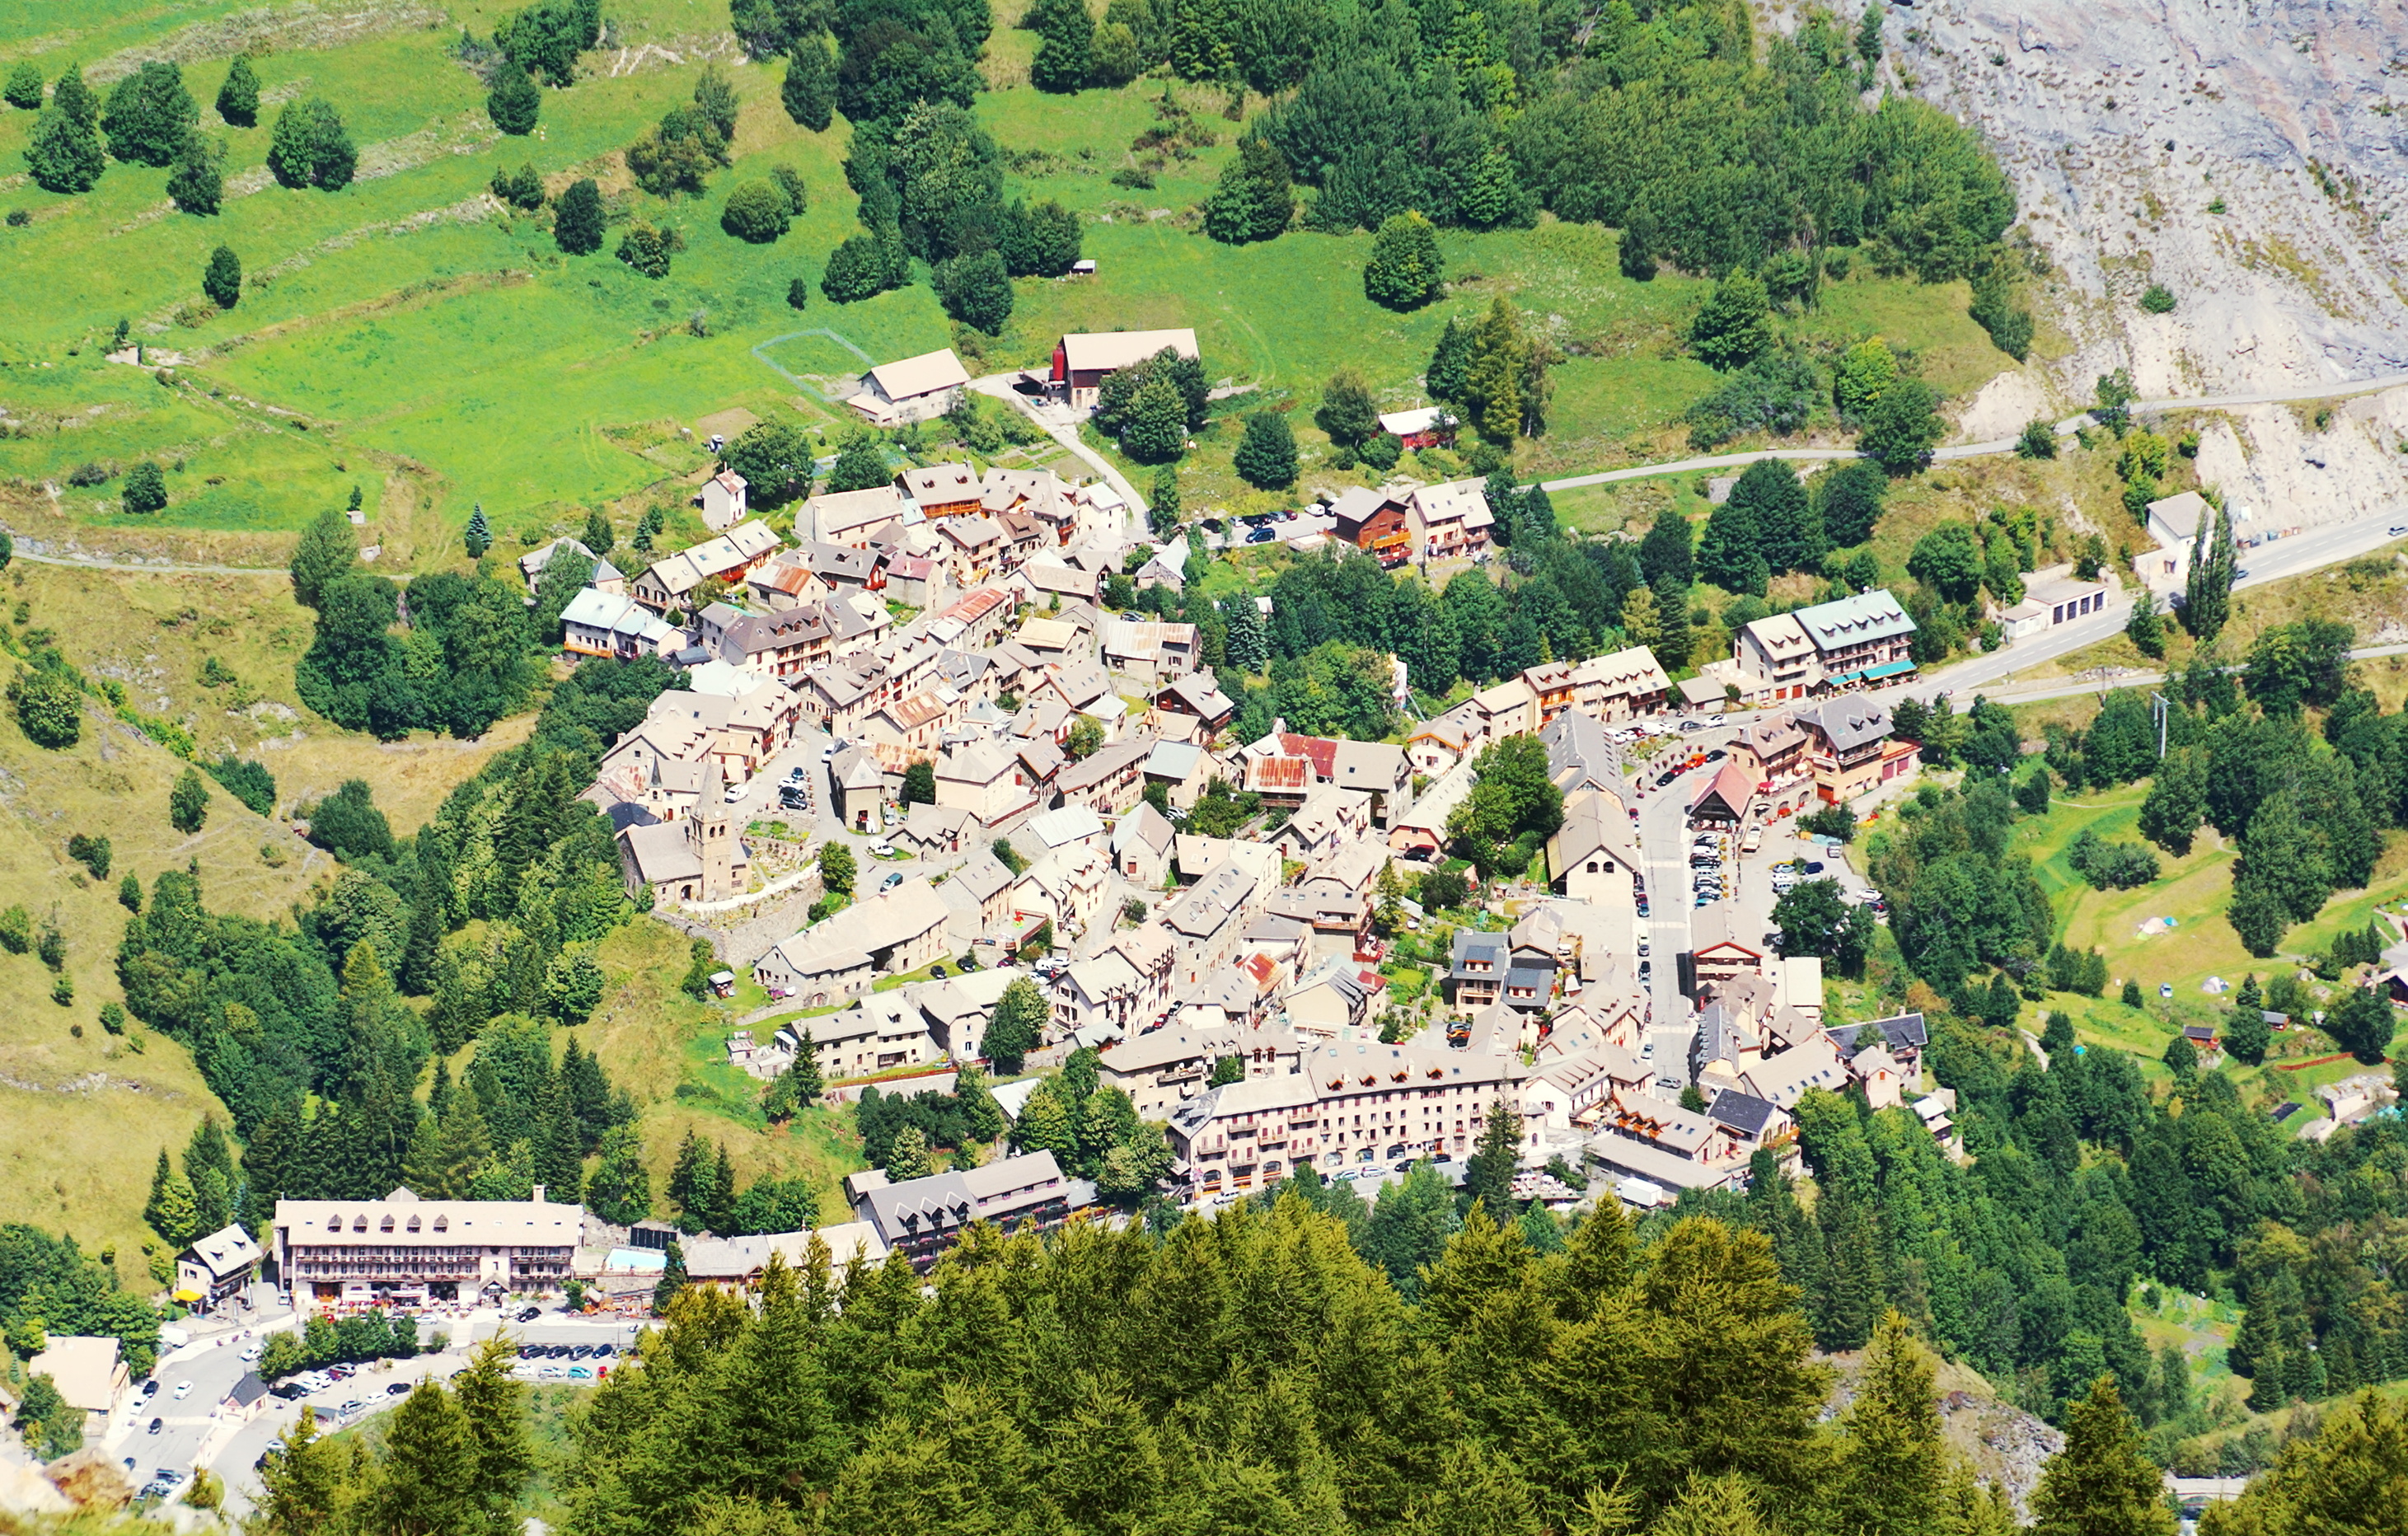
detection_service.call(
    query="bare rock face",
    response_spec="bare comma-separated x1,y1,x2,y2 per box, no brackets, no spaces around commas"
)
1866,0,2408,517
1894,0,2408,388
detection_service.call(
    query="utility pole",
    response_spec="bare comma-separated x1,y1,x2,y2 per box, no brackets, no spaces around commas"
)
2150,691,2169,758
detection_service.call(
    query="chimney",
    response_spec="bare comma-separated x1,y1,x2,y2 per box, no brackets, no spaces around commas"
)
531,1185,546,1204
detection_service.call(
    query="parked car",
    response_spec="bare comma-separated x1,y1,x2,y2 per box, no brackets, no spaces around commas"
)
141,1380,159,1399
1247,526,1277,544
930,963,949,978
569,1365,593,1379
880,870,905,890
386,1383,410,1396
869,842,897,858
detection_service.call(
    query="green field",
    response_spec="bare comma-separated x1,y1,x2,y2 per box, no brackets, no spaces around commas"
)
0,1,2015,551
2006,779,2408,1118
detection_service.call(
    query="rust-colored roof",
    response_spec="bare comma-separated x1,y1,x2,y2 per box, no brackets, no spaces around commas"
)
1247,756,1313,793
1276,733,1339,779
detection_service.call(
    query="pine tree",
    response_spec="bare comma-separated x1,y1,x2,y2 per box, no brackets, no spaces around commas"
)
267,96,354,190
202,243,241,307
217,54,259,126
702,1143,737,1234
782,40,836,130
1222,596,1268,672
1202,137,1292,245
3,61,43,111
1461,296,1528,444
553,177,605,255
1427,313,1474,405
668,1128,709,1225
1028,0,1095,91
463,503,492,559
2029,1377,2176,1536
1462,1096,1521,1216
486,56,541,134
26,66,105,194
169,133,223,216
885,1124,934,1181
453,1337,536,1525
144,1149,203,1248
653,1239,688,1313
185,1115,237,1231
1232,410,1297,489
1832,1313,1950,1536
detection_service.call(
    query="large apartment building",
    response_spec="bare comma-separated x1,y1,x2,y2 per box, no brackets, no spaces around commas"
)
272,1188,583,1315
1163,1040,1534,1196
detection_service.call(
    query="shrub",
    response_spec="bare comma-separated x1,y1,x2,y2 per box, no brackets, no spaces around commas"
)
205,756,277,815
616,221,680,279
2140,283,2176,313
786,275,809,309
1363,211,1445,309
169,768,210,834
2017,417,2057,459
122,461,168,514
2067,827,2159,890
4,62,43,110
720,179,791,242
11,659,82,748
820,234,890,303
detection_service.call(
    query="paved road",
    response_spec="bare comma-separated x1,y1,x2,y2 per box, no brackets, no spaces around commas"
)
1536,371,2408,493
101,1284,293,1498
971,377,1145,536
1629,725,1741,1089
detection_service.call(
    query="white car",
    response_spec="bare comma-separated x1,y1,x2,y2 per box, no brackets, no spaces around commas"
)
868,842,897,858
171,1381,192,1400
723,783,747,803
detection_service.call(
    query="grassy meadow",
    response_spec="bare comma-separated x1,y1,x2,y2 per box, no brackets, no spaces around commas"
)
0,0,2022,555
1998,773,2408,1125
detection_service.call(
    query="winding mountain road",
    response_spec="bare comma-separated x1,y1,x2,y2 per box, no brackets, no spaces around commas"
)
1534,370,2408,493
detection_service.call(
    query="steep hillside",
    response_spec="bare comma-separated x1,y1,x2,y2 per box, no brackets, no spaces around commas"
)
0,698,299,1282
1855,0,2408,517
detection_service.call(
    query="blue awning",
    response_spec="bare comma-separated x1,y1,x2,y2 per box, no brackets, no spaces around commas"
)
1859,659,1916,680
